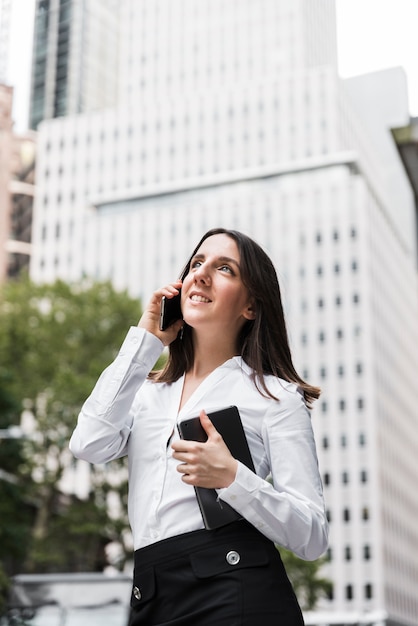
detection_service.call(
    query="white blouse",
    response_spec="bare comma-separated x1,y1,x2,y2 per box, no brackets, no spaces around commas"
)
70,327,328,560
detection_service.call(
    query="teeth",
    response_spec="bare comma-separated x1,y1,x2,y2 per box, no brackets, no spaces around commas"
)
191,295,211,303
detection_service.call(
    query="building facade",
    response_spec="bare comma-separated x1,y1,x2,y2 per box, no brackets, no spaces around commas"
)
29,0,119,129
0,81,13,282
29,1,418,624
0,82,36,281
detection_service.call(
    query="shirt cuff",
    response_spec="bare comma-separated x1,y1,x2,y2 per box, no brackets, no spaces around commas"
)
217,461,262,506
120,326,164,365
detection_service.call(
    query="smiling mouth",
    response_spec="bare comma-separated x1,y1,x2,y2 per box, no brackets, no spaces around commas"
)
190,295,211,303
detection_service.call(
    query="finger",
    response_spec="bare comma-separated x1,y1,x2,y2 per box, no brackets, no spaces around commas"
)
199,410,217,437
161,282,182,300
171,439,194,454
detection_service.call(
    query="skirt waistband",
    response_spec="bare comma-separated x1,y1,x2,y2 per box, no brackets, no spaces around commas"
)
134,520,271,570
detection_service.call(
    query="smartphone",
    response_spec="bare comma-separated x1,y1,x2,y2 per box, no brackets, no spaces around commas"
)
159,291,182,331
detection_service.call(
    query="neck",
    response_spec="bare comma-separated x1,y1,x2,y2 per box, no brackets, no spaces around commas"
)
187,331,238,379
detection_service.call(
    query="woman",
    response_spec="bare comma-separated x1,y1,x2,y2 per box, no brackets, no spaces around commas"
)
70,228,328,625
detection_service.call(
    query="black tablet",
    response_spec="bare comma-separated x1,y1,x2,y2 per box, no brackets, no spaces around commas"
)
178,406,255,530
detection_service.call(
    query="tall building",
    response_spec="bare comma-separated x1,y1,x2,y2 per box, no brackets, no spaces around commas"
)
0,82,36,281
0,82,13,282
30,1,418,624
0,0,12,83
392,116,418,255
29,0,119,129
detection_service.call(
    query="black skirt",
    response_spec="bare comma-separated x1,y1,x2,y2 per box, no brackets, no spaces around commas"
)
128,520,304,626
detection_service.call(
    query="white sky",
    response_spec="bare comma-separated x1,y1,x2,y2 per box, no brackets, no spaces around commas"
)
2,0,418,131
336,0,418,116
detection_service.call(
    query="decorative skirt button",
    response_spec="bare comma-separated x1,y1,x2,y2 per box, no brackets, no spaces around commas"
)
226,550,241,565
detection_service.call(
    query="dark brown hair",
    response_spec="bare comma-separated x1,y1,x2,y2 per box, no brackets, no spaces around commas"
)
151,228,320,407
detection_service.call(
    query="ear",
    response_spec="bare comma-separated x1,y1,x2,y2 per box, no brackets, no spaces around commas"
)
242,300,256,321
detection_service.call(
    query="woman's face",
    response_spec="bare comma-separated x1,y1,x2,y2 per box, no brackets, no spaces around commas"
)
181,234,255,340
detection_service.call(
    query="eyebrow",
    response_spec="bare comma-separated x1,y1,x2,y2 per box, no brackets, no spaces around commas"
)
191,254,241,269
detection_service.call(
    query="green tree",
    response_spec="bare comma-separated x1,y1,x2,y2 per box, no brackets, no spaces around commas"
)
280,547,332,610
0,370,32,612
0,276,142,577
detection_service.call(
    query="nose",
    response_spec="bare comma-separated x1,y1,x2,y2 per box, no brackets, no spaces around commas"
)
193,262,211,284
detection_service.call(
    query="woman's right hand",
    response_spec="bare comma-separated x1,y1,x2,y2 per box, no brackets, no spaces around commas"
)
138,281,183,346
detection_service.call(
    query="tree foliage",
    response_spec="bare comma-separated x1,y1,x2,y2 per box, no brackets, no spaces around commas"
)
280,547,332,611
0,276,142,584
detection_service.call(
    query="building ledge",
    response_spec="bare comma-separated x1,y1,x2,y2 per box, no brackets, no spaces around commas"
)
89,151,359,208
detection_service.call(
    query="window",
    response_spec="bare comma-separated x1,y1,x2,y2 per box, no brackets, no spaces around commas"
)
344,546,352,561
319,330,326,343
334,263,340,273
336,328,344,340
326,584,334,601
362,507,369,521
318,297,324,308
335,295,342,306
338,365,344,377
346,584,353,600
356,362,363,375
320,366,327,379
359,433,366,446
340,434,347,447
321,401,328,414
322,436,329,449
363,545,371,560
326,509,332,522
353,293,360,304
343,508,350,522
360,470,368,483
323,472,331,486
365,583,373,599
357,397,364,410
342,471,349,484
326,547,332,561
339,399,346,411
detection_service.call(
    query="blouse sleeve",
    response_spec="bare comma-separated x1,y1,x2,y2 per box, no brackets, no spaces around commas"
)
217,389,329,560
69,327,164,464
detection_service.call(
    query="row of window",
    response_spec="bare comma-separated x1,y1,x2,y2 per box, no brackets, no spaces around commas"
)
323,470,368,486
322,432,366,449
317,363,364,379
301,327,361,346
327,544,371,562
310,228,358,244
318,292,360,307
299,260,359,278
319,397,365,413
327,583,373,601
326,507,370,523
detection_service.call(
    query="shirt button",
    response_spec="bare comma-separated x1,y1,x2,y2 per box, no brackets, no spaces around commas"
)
133,586,142,600
226,550,240,566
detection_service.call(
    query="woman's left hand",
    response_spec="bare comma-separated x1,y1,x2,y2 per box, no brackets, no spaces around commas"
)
171,410,238,489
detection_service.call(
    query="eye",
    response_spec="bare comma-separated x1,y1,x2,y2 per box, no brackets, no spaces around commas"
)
191,260,202,270
219,264,234,274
